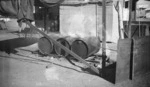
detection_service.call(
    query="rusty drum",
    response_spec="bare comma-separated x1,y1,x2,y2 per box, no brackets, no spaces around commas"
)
54,37,71,57
71,37,100,59
38,33,62,55
38,37,53,55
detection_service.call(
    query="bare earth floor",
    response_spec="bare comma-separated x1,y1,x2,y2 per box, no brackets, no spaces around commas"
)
0,31,150,87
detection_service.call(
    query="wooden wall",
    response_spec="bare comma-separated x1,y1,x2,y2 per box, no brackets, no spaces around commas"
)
133,36,150,78
60,5,97,38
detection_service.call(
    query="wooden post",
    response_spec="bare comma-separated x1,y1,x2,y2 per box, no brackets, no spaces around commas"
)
102,0,107,77
44,7,49,33
127,0,134,80
128,0,133,38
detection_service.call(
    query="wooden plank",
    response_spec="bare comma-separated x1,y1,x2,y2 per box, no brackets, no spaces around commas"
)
116,39,132,83
133,36,150,77
25,21,100,75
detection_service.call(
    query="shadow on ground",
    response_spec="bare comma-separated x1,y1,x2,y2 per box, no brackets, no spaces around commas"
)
103,63,116,83
0,37,38,54
81,62,116,84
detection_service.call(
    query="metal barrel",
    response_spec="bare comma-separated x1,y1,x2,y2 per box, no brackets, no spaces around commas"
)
54,36,75,57
71,39,88,59
38,33,63,55
38,37,53,55
71,37,100,59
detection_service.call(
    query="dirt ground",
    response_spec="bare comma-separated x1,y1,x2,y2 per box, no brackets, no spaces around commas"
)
0,30,150,87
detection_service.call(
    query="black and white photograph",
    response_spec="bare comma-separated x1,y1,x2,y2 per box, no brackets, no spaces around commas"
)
0,0,150,87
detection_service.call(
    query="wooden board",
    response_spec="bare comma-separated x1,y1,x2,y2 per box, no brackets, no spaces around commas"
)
116,39,132,83
133,36,150,77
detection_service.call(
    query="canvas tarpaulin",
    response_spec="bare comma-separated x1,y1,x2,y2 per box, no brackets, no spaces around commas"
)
0,0,65,20
0,0,34,21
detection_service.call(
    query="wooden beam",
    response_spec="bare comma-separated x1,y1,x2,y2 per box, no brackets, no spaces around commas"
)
25,21,100,75
102,0,107,77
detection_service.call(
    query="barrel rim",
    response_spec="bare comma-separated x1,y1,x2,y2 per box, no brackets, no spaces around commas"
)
38,37,53,55
54,38,71,56
71,39,88,59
